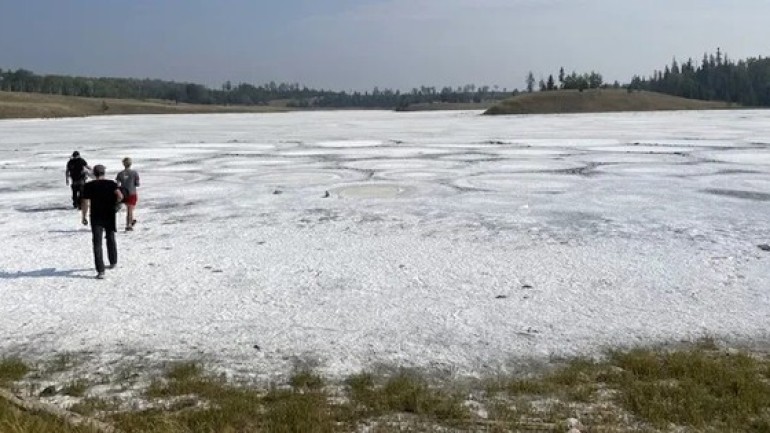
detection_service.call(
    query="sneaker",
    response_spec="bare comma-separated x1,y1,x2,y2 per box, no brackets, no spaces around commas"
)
95,272,105,279
131,219,137,227
108,264,116,270
126,226,134,232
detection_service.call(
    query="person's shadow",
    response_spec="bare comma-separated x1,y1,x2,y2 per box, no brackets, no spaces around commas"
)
0,268,94,280
49,229,89,234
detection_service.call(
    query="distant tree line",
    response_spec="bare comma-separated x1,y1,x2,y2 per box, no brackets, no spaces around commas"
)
527,68,616,93
312,85,512,110
0,68,510,109
0,68,331,105
5,49,770,108
628,49,770,106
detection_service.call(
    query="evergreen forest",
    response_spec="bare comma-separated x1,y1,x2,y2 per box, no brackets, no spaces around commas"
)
2,49,769,109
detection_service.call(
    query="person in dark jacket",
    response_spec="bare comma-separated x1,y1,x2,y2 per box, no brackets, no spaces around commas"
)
65,151,91,209
81,164,123,279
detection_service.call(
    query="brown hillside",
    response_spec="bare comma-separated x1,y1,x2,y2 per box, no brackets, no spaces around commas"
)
484,89,736,115
0,91,289,119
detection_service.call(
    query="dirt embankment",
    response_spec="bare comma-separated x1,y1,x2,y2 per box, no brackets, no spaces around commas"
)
0,91,290,119
485,89,737,115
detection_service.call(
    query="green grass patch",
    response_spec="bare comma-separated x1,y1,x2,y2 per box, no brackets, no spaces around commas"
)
608,347,770,429
346,370,469,423
492,357,603,403
125,381,263,431
117,364,345,433
69,397,121,416
263,389,338,433
124,365,469,432
490,346,770,431
0,357,29,385
3,344,770,432
164,361,203,382
289,368,325,391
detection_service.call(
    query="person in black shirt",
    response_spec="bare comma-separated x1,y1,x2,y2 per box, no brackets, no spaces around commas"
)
65,151,91,209
81,164,123,279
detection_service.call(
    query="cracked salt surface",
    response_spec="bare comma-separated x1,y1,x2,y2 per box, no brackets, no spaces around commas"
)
1,109,769,378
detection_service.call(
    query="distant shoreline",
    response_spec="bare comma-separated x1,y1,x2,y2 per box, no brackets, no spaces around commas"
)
0,88,746,120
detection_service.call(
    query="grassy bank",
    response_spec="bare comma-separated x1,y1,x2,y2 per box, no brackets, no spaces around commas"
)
2,340,770,432
485,89,737,115
0,89,741,120
0,91,290,119
396,101,497,112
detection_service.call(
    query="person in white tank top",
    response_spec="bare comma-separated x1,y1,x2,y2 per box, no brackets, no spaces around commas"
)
116,157,140,231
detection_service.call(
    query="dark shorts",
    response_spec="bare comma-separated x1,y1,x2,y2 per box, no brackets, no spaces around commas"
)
125,194,138,206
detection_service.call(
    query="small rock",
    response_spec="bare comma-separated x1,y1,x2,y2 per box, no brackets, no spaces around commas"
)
522,284,533,289
566,417,583,433
273,189,282,195
39,386,57,397
758,244,770,252
322,190,330,198
253,344,261,351
495,295,508,299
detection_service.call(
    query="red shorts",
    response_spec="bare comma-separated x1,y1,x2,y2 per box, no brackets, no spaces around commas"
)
125,194,138,206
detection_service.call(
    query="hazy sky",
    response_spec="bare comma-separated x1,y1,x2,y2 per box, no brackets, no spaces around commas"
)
2,0,769,91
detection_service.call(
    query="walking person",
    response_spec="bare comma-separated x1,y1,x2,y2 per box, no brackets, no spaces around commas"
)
65,151,91,209
81,164,123,279
116,157,140,231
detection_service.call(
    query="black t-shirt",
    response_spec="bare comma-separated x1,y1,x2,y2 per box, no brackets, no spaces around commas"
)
67,158,89,182
82,179,119,229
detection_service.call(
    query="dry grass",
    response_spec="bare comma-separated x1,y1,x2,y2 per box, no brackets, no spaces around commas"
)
0,357,29,386
119,362,341,433
2,343,770,432
347,370,469,421
0,90,290,119
484,342,770,432
0,397,100,433
485,89,737,115
60,380,91,398
1,358,100,432
609,348,770,430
